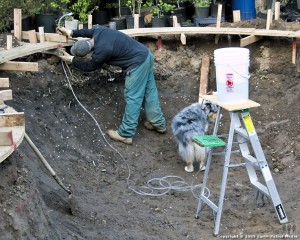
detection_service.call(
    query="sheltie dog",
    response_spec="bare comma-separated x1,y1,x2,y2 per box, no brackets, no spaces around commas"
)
171,101,218,172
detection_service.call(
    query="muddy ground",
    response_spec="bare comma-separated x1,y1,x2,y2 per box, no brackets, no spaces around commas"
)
0,19,299,240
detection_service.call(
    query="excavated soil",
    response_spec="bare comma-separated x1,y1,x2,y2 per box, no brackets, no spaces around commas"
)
0,20,299,240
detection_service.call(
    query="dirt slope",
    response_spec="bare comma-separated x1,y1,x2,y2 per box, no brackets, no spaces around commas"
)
0,31,299,239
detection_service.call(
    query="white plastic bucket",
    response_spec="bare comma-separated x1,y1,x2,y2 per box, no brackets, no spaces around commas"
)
214,47,250,105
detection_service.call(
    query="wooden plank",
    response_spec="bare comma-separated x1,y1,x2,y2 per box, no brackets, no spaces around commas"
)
0,61,38,71
199,56,210,102
14,9,22,41
0,90,13,103
199,94,260,112
240,35,263,47
21,31,68,43
0,78,9,88
0,41,72,64
119,27,300,38
0,126,25,164
0,131,13,146
0,112,25,127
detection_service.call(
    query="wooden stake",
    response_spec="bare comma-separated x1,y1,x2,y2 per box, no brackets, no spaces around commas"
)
216,3,222,28
6,35,12,50
38,27,45,43
88,15,93,29
266,9,272,30
233,10,241,23
215,3,222,44
292,37,296,64
134,14,139,29
28,30,37,43
78,24,83,30
14,9,22,41
275,1,280,21
199,56,210,102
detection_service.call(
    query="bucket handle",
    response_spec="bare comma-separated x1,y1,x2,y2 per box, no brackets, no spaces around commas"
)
225,63,250,79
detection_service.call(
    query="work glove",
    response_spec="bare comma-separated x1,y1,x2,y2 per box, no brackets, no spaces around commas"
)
59,50,74,64
57,27,72,38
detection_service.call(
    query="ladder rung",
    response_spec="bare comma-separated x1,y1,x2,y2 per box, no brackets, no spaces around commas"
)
243,154,266,167
201,195,218,212
228,163,246,168
212,150,240,156
251,181,270,197
235,127,249,139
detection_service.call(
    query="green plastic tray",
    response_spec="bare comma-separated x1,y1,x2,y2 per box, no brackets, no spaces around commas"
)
193,135,226,147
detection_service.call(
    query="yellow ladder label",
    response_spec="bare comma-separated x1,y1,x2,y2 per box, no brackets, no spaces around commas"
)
243,114,255,135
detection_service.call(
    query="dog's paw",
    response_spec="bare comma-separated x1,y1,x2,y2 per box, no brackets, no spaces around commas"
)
185,165,194,172
200,165,206,171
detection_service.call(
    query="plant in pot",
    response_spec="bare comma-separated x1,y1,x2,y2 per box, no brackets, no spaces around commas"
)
70,0,98,26
144,0,175,27
191,0,211,18
125,0,145,28
92,0,109,25
109,0,129,30
168,0,187,23
33,0,67,33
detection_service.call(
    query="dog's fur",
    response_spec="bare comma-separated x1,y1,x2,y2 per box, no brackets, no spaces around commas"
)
171,101,218,172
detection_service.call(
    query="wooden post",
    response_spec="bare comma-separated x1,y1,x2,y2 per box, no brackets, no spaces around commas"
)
216,3,222,28
233,10,240,23
157,36,162,51
215,3,222,44
78,24,83,30
266,9,273,30
6,35,12,50
292,37,296,64
14,9,22,41
199,56,210,102
134,14,139,29
275,1,280,20
38,27,45,43
28,30,37,43
88,15,93,29
172,15,178,27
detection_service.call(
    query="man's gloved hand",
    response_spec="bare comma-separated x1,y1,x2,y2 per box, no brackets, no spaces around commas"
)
59,50,74,64
57,27,72,38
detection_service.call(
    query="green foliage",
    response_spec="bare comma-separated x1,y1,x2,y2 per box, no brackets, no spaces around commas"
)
144,0,175,17
191,0,211,8
70,0,99,23
0,0,24,31
126,0,143,15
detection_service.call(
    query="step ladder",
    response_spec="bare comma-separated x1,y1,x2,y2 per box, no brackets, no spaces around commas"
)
194,95,288,237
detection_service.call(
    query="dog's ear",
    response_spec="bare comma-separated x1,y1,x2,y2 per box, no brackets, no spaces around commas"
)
201,100,212,115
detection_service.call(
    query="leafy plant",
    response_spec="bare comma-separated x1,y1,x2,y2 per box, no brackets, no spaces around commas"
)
70,0,99,23
144,0,175,17
126,0,143,15
191,0,211,8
